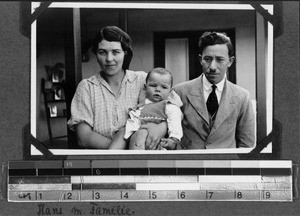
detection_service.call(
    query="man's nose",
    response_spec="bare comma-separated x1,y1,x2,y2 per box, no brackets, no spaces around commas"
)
209,59,217,70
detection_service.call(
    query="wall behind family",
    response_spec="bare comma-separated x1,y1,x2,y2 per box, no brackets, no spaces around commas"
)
82,9,256,99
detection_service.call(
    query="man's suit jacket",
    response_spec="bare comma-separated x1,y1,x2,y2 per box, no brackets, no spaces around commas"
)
174,74,255,149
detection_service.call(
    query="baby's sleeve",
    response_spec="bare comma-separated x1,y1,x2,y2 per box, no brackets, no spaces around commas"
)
124,109,142,139
165,104,183,141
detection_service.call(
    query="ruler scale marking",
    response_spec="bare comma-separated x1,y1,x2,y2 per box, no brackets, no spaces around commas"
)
7,160,293,202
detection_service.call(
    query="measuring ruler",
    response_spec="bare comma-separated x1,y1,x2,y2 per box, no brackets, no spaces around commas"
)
6,160,293,202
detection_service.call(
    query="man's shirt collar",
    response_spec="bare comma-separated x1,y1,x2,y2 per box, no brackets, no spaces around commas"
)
203,73,226,92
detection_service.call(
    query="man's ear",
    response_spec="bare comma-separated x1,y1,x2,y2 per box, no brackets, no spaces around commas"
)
198,54,202,65
228,56,235,67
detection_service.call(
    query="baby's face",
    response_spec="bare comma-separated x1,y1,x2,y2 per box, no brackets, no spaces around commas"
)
145,73,172,102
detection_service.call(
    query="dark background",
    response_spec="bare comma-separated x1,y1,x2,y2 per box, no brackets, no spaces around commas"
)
0,1,299,215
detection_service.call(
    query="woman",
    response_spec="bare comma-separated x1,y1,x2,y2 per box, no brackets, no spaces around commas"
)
68,26,166,149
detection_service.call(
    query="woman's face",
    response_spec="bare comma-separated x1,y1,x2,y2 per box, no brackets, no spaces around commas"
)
96,39,125,76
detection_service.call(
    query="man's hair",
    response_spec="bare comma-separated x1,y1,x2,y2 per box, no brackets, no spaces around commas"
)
146,67,173,87
198,31,234,57
92,26,133,70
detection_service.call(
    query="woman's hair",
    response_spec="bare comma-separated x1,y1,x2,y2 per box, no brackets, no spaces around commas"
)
198,31,234,57
92,26,133,70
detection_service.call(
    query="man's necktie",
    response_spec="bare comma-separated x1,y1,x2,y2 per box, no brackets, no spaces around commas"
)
206,84,219,116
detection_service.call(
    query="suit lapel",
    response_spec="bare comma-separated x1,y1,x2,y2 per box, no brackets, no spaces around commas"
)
186,75,210,125
209,80,236,135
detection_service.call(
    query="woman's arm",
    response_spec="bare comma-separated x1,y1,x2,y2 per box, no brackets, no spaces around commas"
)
76,122,112,149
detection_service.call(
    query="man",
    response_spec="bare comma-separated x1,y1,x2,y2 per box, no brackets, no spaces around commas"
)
174,31,255,149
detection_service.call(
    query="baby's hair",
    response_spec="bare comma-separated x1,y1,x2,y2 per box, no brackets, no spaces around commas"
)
146,67,173,87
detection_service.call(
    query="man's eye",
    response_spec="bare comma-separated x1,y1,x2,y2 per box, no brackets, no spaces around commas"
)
217,58,225,62
204,58,212,62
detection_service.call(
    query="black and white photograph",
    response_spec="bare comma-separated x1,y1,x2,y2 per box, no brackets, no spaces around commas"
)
31,2,274,156
0,1,299,216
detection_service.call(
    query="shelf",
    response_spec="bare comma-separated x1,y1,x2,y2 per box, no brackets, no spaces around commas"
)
42,78,67,141
49,115,67,119
47,99,66,103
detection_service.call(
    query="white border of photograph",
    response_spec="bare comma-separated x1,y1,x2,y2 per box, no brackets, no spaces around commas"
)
31,2,273,155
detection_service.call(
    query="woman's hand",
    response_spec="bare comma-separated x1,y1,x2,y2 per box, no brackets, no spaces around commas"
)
109,127,127,149
140,122,167,150
160,138,178,150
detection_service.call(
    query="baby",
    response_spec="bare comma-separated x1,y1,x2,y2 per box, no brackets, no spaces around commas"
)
124,67,183,150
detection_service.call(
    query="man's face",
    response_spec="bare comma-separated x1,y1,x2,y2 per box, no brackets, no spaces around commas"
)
145,73,172,102
200,44,234,84
96,39,125,76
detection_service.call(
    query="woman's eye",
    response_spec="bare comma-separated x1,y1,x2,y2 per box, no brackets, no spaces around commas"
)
113,50,121,55
98,51,106,55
